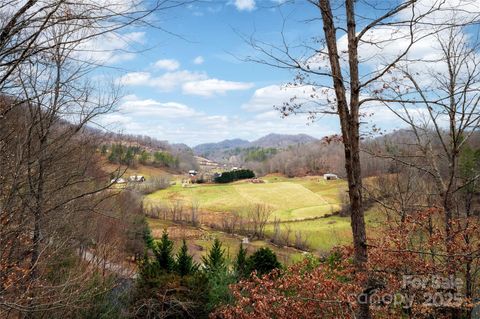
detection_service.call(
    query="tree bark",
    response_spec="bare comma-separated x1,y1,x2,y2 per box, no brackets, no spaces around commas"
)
318,0,370,318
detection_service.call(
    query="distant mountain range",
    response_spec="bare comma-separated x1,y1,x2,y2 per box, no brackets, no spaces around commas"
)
193,133,318,161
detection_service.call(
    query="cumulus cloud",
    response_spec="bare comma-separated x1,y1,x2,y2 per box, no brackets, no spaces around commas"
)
154,59,180,71
119,97,199,118
242,84,335,112
118,68,252,96
233,0,255,11
193,56,205,65
118,70,207,91
182,79,254,96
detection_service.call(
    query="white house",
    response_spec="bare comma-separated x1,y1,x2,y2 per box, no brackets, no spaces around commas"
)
323,173,338,180
188,170,198,176
129,175,145,182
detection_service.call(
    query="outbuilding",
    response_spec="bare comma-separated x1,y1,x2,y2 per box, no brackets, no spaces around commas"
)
129,175,145,182
323,173,338,180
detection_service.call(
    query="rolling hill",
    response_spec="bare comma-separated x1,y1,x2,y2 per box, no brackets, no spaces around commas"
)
193,133,318,162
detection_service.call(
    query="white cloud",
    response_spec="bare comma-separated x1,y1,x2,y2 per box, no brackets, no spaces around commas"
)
242,84,335,112
302,0,480,81
118,70,207,91
77,31,146,64
182,79,254,96
119,96,200,118
118,72,151,85
154,59,180,71
119,69,253,96
193,56,205,65
96,93,341,145
233,0,255,11
152,71,207,91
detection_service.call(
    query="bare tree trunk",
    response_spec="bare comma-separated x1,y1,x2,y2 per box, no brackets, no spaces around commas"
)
319,0,369,317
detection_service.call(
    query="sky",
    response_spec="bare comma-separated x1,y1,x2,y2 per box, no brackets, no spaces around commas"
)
94,0,345,146
92,0,480,146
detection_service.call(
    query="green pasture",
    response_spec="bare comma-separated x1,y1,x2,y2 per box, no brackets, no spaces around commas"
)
145,176,346,222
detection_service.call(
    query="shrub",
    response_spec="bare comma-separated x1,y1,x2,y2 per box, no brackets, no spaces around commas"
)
205,269,236,312
246,247,281,276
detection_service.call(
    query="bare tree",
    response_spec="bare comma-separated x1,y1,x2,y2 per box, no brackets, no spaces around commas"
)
247,204,272,239
371,26,480,313
190,199,200,226
169,200,184,222
0,0,191,316
245,1,480,317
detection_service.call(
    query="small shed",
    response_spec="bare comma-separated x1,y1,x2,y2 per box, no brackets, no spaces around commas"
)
323,173,338,180
241,237,250,245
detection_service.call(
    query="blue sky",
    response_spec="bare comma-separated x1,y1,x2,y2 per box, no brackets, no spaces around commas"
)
95,0,345,146
93,0,477,146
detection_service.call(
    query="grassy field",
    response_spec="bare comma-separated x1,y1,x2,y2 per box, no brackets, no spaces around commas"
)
144,174,388,263
143,174,375,258
145,175,346,222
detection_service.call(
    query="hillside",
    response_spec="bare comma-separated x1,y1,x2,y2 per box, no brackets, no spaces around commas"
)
193,133,318,162
251,133,317,148
192,138,250,157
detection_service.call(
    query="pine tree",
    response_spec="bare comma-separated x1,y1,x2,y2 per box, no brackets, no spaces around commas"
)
154,229,175,272
234,243,248,278
202,238,227,273
175,239,196,277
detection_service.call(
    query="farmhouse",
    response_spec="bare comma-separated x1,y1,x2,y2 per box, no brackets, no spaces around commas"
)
129,175,145,182
323,173,338,180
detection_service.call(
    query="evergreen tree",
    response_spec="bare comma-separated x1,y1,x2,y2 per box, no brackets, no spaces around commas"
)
175,239,196,277
247,247,281,276
154,229,175,272
124,147,134,165
234,243,248,278
202,238,227,273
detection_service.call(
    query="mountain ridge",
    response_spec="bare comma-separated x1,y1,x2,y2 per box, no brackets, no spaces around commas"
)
192,133,318,160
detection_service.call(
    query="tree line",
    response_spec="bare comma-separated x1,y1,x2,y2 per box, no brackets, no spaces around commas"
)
214,169,255,183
